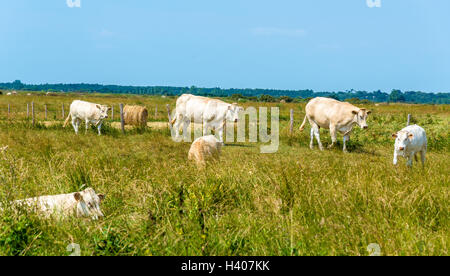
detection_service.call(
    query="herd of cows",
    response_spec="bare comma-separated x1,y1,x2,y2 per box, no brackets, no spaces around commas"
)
1,94,428,221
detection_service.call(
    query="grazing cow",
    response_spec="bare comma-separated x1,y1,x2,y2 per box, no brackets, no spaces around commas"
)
10,188,105,220
63,100,109,135
188,135,222,166
299,97,371,152
171,94,243,143
392,124,427,167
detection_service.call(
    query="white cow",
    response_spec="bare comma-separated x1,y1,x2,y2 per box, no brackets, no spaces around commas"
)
63,100,109,135
299,97,371,152
171,94,243,143
392,124,427,167
10,188,105,220
188,135,222,166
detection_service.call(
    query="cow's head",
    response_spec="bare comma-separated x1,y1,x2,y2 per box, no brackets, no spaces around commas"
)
74,188,105,220
96,105,109,120
392,131,413,155
226,103,244,123
352,108,371,129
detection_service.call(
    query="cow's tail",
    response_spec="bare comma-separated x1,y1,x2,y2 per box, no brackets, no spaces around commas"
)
299,115,308,132
63,113,71,128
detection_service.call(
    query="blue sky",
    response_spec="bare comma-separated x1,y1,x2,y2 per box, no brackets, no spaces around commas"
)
1,0,449,92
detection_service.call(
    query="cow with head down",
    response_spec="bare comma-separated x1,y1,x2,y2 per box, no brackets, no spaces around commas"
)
170,94,243,144
64,100,110,135
299,97,371,152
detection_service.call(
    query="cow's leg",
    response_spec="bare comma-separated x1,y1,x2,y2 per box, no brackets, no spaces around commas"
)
406,152,414,167
97,121,103,136
328,124,338,149
312,124,323,151
71,116,79,134
393,150,398,165
420,149,426,167
309,128,315,149
183,117,191,141
343,134,350,153
76,119,82,134
217,126,224,145
203,121,210,136
85,120,90,134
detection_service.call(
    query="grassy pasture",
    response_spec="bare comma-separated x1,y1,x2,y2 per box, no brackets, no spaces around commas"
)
0,92,448,256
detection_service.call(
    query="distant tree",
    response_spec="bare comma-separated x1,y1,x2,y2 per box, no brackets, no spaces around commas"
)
389,89,405,102
259,94,277,102
327,94,340,100
12,80,24,90
279,96,294,103
231,94,244,101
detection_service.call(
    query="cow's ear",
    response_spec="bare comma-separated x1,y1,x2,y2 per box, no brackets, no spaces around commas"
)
98,194,105,201
74,192,83,202
408,133,414,140
352,110,358,115
367,110,372,115
96,104,101,109
392,133,398,138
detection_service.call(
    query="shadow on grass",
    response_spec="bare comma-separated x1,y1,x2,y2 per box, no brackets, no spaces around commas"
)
223,143,255,148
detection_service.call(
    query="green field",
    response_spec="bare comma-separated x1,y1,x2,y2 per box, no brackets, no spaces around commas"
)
0,92,448,256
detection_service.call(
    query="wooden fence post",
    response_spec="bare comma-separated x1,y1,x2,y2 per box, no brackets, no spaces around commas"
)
111,105,114,120
62,104,65,119
32,102,35,126
289,109,294,135
407,114,411,126
8,104,10,116
120,103,125,134
166,104,172,129
44,104,47,120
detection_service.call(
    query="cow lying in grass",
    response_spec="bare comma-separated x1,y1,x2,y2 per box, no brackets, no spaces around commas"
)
188,135,222,167
7,188,106,220
392,124,427,167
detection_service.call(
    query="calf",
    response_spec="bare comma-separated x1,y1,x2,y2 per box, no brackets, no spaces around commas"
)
392,124,427,167
63,100,109,135
11,188,105,220
188,135,222,166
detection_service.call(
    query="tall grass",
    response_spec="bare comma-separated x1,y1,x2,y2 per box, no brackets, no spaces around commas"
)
0,93,448,255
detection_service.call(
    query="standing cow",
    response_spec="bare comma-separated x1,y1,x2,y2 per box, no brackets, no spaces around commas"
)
299,97,371,152
171,94,243,143
63,100,109,135
392,124,427,167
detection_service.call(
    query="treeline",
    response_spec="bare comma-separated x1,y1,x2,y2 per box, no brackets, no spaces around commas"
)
1,80,449,104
